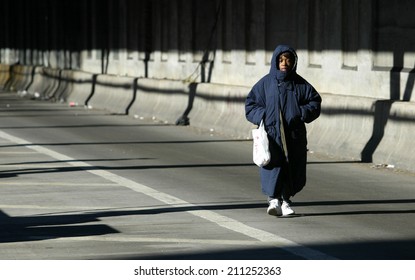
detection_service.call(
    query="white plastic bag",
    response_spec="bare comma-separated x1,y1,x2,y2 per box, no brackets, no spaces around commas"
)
252,120,271,167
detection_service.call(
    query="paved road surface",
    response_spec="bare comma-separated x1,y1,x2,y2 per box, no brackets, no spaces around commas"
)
1,91,414,260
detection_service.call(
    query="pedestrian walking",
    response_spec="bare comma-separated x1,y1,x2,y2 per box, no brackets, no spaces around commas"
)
245,44,322,216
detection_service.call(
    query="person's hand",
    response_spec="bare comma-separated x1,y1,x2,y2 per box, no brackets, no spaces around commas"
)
288,115,302,128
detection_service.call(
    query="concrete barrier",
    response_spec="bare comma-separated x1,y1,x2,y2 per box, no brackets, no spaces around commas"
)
56,69,96,105
306,93,415,172
87,74,137,114
26,67,61,100
25,66,46,98
128,80,253,137
1,63,415,172
6,65,34,92
128,78,191,124
306,93,376,160
188,83,253,139
0,64,10,89
41,68,62,100
372,101,415,172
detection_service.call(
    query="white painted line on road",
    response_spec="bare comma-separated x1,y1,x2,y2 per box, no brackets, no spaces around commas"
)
0,130,337,260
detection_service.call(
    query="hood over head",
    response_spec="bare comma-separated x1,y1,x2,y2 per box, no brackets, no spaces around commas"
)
269,44,298,81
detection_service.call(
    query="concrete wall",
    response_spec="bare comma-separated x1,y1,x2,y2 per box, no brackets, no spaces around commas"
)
1,0,415,101
76,0,414,103
1,0,415,172
2,65,415,172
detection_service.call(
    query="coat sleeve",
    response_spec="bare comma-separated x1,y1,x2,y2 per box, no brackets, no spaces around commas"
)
245,81,266,126
299,83,321,124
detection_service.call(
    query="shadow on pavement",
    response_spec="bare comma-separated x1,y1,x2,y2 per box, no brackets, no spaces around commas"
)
97,239,415,260
0,210,119,243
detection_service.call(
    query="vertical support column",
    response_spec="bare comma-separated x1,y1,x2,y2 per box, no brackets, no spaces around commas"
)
178,0,192,63
342,0,359,70
307,0,324,68
357,0,373,73
322,0,342,70
160,0,169,62
221,0,233,64
168,0,179,67
245,0,265,65
265,0,298,64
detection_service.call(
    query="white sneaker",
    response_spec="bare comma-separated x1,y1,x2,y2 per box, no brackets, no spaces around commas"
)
267,199,282,216
281,201,295,216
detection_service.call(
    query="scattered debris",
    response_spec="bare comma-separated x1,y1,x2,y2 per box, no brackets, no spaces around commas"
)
371,163,395,169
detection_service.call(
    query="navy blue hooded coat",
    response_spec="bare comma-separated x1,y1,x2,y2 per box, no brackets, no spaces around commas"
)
245,45,321,198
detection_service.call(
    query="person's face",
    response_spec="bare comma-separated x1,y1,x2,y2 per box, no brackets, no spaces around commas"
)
278,54,293,72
